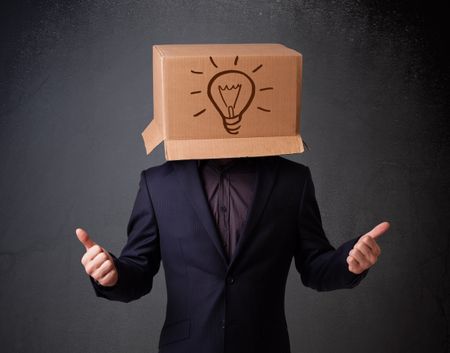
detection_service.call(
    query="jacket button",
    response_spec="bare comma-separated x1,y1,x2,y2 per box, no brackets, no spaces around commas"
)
221,319,226,329
227,277,235,284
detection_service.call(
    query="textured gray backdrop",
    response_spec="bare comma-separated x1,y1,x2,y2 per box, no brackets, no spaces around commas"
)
1,1,449,352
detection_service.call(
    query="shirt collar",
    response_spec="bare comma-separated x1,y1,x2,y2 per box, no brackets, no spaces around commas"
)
197,157,258,174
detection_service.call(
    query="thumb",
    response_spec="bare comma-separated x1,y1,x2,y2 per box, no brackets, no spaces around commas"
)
366,221,391,240
76,228,96,250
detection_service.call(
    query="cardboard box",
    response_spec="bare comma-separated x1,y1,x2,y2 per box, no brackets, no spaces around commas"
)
142,43,304,160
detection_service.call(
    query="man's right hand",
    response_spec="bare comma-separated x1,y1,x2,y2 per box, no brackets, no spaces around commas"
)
76,228,118,287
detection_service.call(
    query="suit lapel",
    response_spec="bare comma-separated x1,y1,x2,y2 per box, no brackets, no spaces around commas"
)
228,157,280,270
172,160,228,267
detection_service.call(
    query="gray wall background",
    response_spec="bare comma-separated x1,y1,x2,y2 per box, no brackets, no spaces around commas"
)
1,1,449,352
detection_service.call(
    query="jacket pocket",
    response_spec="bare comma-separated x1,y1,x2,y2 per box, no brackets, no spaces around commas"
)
159,319,191,347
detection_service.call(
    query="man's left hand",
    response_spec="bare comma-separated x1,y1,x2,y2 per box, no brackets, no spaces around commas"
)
347,221,390,274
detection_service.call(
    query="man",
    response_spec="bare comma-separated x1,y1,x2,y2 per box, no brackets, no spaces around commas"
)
76,155,389,353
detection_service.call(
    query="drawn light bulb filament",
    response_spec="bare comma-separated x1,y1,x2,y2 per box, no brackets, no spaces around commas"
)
218,84,242,119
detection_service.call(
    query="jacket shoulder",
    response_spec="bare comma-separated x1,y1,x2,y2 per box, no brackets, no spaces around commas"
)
273,156,310,175
141,160,176,180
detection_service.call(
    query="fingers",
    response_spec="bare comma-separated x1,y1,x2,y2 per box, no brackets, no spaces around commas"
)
360,234,381,257
77,228,118,286
347,256,364,274
91,258,115,280
97,270,116,286
366,221,390,240
83,247,108,275
76,228,96,250
347,231,384,274
79,243,118,285
90,255,118,287
347,221,389,274
349,247,373,269
81,244,103,267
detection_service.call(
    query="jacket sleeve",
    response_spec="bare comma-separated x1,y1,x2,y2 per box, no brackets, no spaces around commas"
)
89,170,161,302
294,167,369,291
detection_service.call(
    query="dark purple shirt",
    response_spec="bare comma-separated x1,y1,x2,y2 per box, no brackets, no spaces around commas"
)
198,158,257,261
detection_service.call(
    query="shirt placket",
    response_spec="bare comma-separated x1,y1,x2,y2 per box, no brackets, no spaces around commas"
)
218,171,231,259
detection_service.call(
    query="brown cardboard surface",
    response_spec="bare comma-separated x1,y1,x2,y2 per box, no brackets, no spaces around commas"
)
142,43,304,160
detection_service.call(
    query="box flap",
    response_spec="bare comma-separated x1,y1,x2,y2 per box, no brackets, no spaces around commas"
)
141,119,163,155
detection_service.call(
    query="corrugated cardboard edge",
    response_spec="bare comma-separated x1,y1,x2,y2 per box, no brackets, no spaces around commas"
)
141,119,164,155
296,54,303,138
165,135,304,160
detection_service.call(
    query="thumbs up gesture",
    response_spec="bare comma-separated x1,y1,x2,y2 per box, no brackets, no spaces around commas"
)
76,228,118,287
347,221,390,274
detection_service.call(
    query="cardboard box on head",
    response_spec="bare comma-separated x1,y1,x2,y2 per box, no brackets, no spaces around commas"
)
142,43,305,160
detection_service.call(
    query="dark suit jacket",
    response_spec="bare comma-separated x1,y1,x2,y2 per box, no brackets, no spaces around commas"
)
90,156,368,353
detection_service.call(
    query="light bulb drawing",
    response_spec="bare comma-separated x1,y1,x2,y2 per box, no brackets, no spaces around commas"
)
207,70,255,134
190,56,273,135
